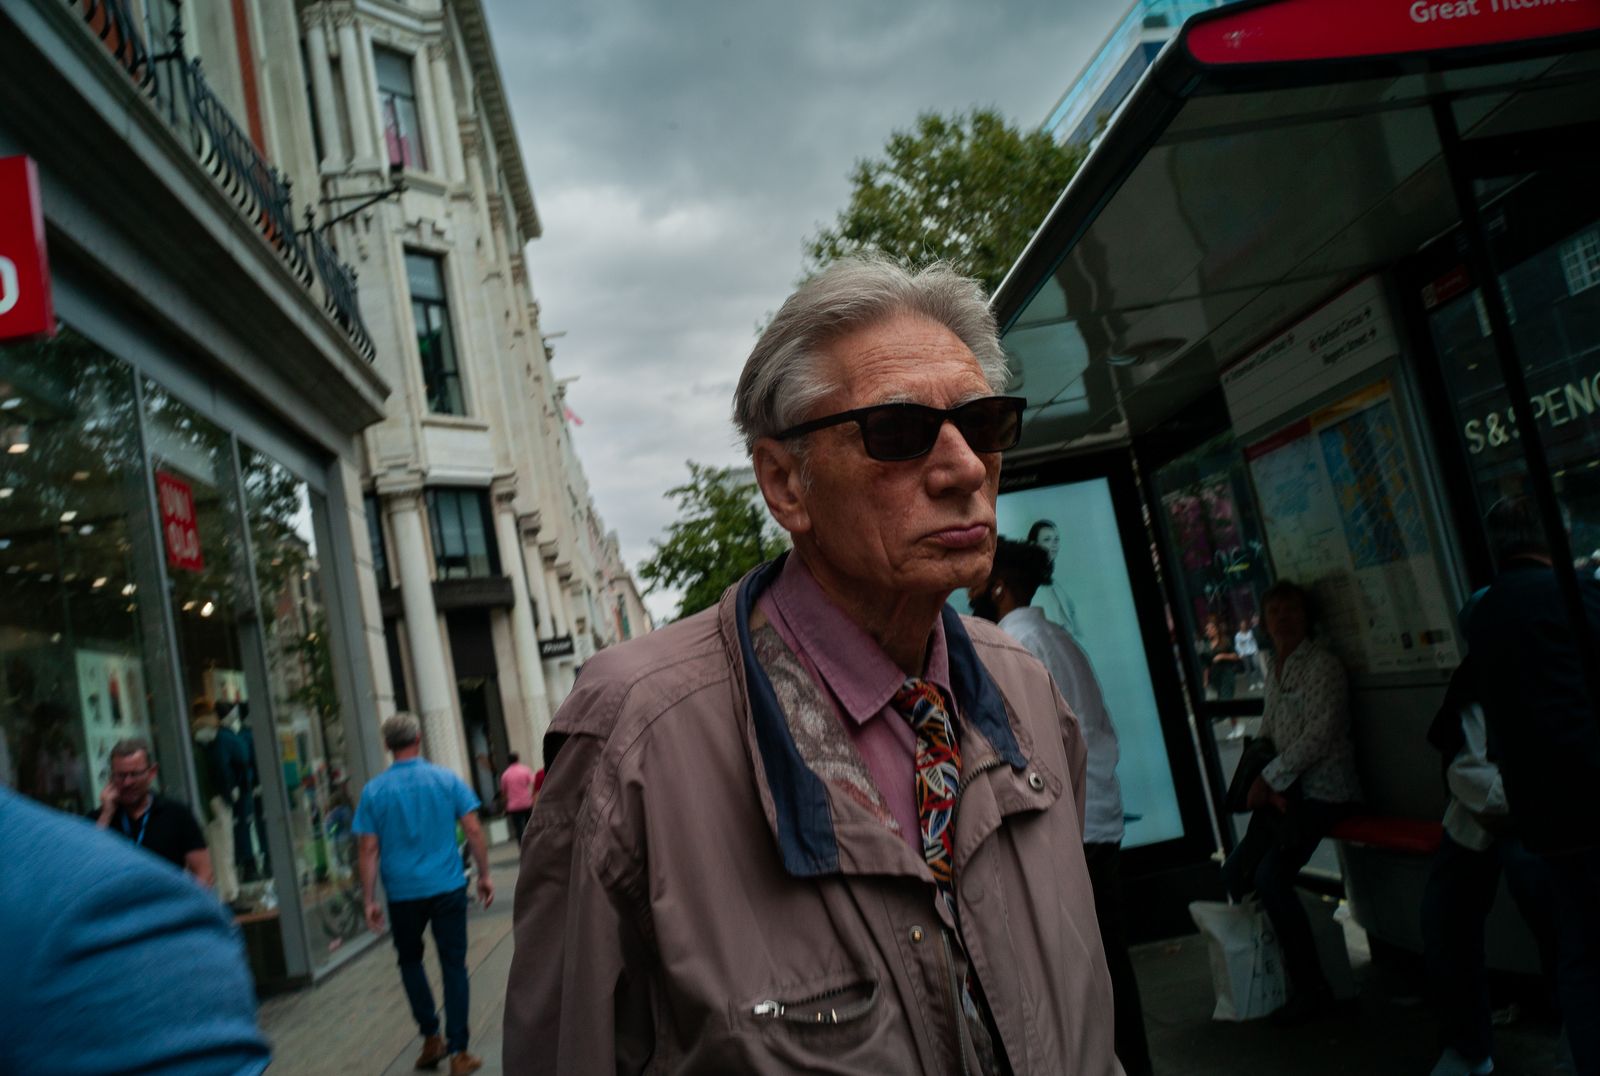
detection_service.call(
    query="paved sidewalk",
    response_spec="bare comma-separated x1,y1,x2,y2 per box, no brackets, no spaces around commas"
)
259,844,522,1075
259,858,1567,1075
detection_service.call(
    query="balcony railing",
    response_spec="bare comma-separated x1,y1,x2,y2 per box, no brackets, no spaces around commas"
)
62,0,378,363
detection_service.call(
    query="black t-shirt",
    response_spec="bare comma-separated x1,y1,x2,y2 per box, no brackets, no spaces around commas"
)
89,795,208,871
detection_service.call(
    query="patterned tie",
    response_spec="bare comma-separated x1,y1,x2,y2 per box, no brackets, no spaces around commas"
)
891,678,1002,1075
891,677,961,912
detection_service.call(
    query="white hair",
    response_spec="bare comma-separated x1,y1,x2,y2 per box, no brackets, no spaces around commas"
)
732,254,1008,453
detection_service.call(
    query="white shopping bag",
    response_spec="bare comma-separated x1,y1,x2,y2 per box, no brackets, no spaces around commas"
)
1188,900,1288,1021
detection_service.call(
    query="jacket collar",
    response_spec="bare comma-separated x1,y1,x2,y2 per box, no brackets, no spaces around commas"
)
728,553,1026,878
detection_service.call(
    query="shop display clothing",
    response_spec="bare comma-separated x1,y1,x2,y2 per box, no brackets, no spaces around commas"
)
4,787,270,1075
88,793,206,872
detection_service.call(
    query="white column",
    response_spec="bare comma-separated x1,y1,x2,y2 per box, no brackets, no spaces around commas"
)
410,48,441,176
336,17,377,164
429,44,466,183
305,20,345,169
494,489,552,764
523,539,553,635
385,491,467,777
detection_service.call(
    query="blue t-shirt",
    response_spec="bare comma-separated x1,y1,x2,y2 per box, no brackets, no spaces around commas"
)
0,787,270,1075
353,758,480,901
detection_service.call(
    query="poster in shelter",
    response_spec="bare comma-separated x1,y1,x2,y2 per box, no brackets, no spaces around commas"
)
1245,382,1460,675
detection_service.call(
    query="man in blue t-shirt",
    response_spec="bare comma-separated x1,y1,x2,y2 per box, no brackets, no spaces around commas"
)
355,713,492,1076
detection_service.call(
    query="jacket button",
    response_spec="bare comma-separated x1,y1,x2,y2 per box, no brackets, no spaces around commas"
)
1027,772,1045,791
910,926,925,944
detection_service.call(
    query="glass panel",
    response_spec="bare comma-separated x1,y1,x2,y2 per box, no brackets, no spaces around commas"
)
1152,432,1275,707
950,477,1186,850
0,329,172,815
405,251,443,303
141,381,272,916
241,447,362,968
462,491,491,577
1426,166,1600,562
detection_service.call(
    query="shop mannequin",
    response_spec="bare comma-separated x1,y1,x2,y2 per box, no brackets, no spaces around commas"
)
191,699,239,904
217,702,260,881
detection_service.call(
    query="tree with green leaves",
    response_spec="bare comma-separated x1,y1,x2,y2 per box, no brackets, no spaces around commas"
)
806,108,1085,295
637,462,787,621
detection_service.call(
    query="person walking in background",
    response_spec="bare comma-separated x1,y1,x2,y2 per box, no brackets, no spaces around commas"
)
1422,646,1560,1076
3,784,270,1075
91,736,212,887
1461,497,1600,1075
356,713,493,1076
971,537,1152,1076
1222,580,1361,1025
1234,617,1262,692
499,752,536,845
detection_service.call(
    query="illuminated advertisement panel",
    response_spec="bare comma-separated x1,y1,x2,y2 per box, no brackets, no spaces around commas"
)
955,477,1186,850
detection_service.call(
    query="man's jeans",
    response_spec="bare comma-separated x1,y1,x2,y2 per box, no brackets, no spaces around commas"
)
1421,832,1558,1064
389,887,470,1054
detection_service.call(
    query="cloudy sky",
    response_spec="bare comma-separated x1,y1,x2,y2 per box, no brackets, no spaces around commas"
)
481,1,1123,622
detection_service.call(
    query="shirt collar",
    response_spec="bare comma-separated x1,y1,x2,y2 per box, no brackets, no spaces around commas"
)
767,552,953,725
998,606,1047,634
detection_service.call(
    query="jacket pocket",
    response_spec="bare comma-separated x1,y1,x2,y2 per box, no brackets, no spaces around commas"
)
725,976,905,1071
746,980,879,1026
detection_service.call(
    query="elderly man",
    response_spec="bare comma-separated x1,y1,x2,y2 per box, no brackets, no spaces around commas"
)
356,713,493,1076
506,257,1119,1073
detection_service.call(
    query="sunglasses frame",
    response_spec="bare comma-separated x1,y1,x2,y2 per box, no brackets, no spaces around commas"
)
773,395,1027,461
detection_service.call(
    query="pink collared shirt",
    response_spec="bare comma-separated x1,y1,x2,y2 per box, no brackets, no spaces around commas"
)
757,554,954,850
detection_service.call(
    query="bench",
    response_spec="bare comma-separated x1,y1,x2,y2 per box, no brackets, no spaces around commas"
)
1328,815,1442,856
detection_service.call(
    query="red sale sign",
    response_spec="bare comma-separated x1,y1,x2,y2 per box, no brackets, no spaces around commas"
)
1188,0,1600,64
157,471,205,573
0,156,54,343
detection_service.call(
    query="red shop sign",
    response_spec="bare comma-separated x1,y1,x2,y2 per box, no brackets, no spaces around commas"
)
1188,0,1600,65
157,471,205,573
0,156,54,343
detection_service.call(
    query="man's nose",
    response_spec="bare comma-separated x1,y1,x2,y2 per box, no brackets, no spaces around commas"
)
925,419,989,495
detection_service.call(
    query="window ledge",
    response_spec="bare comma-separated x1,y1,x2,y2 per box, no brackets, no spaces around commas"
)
421,414,490,432
396,170,453,197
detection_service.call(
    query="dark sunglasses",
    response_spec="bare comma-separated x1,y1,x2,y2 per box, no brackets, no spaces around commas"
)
774,395,1026,462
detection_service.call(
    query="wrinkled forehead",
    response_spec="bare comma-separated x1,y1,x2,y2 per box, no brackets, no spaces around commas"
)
817,313,990,408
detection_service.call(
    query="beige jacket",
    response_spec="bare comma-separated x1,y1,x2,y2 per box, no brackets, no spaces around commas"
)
505,560,1120,1074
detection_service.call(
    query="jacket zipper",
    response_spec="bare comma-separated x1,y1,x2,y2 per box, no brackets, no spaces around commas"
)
941,929,973,1076
750,983,875,1024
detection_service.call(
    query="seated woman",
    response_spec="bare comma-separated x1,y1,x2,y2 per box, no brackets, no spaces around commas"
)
1221,579,1361,1024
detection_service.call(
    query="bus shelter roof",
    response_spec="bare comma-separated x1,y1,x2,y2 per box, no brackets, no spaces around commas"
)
992,0,1600,460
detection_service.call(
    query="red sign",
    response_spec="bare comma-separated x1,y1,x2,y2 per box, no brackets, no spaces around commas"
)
1187,0,1600,64
157,471,205,573
0,156,54,343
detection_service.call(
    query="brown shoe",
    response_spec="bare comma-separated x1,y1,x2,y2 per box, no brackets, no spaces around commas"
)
414,1034,447,1070
448,1053,483,1076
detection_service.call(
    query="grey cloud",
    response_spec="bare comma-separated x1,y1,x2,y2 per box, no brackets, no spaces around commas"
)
485,0,1121,621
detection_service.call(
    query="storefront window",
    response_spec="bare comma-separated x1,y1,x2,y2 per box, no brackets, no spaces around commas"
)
0,330,173,813
242,447,363,966
1426,168,1600,564
141,381,271,916
1152,432,1274,706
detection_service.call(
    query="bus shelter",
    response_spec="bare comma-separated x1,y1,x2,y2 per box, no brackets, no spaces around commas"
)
990,0,1600,964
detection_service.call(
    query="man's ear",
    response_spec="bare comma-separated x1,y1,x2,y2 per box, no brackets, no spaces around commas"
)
752,438,811,536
